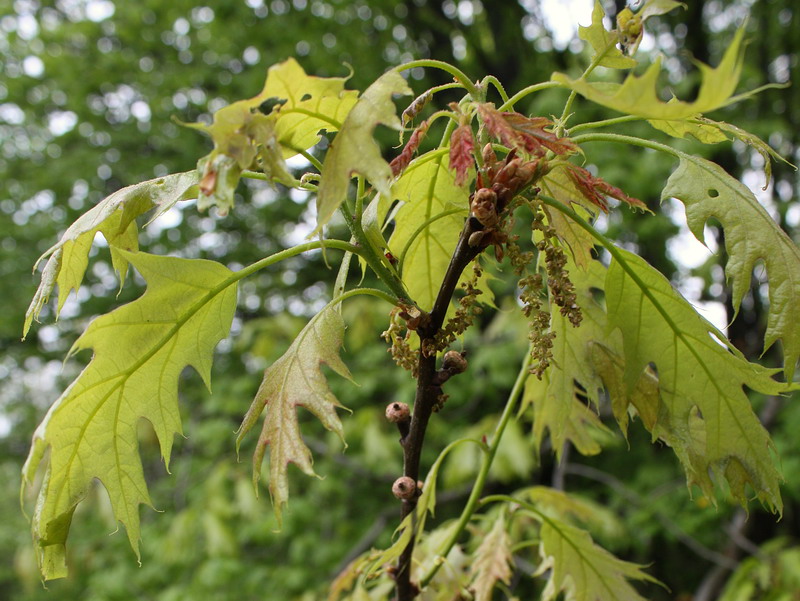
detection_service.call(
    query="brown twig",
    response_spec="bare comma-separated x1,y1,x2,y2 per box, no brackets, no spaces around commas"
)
394,217,484,601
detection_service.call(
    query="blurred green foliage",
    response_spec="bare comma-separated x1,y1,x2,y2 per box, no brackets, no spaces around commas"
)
1,0,798,599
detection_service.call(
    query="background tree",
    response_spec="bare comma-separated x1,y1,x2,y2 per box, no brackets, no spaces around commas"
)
1,1,798,600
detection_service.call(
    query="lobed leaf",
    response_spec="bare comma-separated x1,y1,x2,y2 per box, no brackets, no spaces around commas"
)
537,515,657,601
314,70,412,235
236,301,353,525
469,513,513,601
24,171,199,338
553,27,746,120
578,1,637,70
662,155,800,380
650,117,795,188
22,251,237,579
389,150,470,311
263,57,359,157
606,248,787,511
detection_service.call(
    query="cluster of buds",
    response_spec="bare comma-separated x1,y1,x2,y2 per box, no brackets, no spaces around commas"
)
468,146,549,260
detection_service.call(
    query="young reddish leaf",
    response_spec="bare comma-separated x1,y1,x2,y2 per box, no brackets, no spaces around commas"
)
236,302,353,525
565,164,648,212
478,104,576,156
390,119,430,177
501,112,578,155
448,124,475,186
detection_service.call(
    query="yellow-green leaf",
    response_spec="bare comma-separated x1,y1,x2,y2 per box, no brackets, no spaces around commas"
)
24,171,199,338
607,248,787,511
236,302,352,525
553,27,746,120
469,513,513,601
662,155,800,380
315,70,412,235
263,57,359,157
22,252,237,580
537,516,657,601
389,150,470,311
579,1,637,69
648,112,729,144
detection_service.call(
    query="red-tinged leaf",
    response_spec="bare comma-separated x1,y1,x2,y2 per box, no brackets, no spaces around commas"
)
390,119,430,176
502,112,578,155
478,104,575,156
449,124,475,186
565,164,648,212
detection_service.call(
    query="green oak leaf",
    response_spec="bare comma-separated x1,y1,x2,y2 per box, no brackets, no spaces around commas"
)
663,155,800,380
24,171,199,338
236,302,353,526
469,513,513,601
607,248,787,512
22,251,237,580
650,117,795,186
579,1,637,69
314,70,412,235
263,57,359,157
553,27,746,120
389,150,470,311
537,516,658,601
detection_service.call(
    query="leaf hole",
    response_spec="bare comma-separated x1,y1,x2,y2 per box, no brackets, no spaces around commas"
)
707,189,719,198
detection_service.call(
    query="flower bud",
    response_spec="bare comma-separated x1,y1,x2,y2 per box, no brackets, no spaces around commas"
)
385,402,410,423
392,476,417,500
442,350,468,374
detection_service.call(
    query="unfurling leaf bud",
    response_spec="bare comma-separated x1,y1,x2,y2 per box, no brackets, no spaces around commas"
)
442,350,468,374
385,402,411,423
392,476,417,500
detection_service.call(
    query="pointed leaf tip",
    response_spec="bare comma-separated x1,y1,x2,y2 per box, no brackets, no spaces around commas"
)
237,302,352,523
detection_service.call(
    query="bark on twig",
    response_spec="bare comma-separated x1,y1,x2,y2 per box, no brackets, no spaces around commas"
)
394,217,483,601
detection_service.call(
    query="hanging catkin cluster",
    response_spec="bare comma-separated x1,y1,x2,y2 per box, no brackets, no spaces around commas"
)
428,261,485,356
382,307,418,376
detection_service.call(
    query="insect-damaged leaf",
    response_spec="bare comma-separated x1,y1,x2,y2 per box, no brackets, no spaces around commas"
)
553,27,746,120
22,252,237,580
607,248,787,512
663,155,800,380
236,302,352,525
24,171,199,338
263,57,359,157
314,70,412,235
